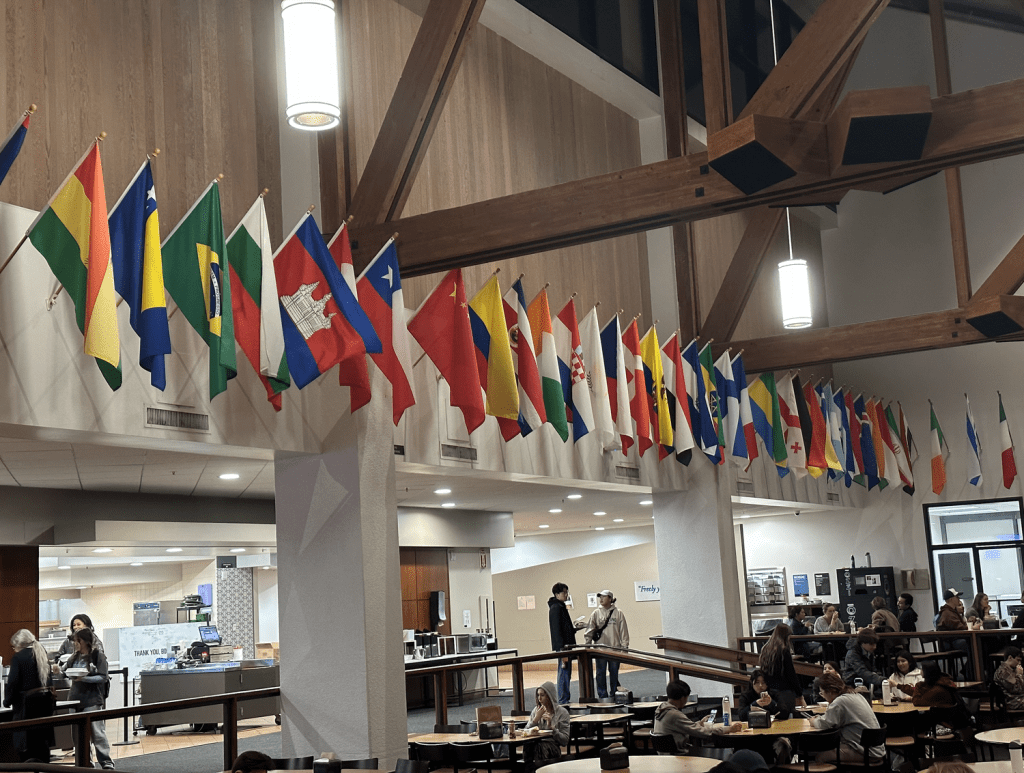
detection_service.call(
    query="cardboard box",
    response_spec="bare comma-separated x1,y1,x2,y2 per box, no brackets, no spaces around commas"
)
256,641,280,660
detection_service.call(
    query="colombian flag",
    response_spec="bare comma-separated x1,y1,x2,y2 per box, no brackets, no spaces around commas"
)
469,275,519,421
28,141,121,390
109,159,171,390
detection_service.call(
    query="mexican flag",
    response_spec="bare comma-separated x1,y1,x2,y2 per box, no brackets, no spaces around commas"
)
227,195,290,411
162,180,236,399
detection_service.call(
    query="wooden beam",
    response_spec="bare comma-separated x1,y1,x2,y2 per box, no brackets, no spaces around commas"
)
697,0,733,134
964,295,1024,338
930,0,972,306
726,308,987,373
316,0,355,236
346,0,485,226
349,78,1024,275
970,231,1024,300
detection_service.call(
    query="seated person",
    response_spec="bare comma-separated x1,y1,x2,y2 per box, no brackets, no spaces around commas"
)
887,650,923,701
897,593,918,632
710,750,771,773
808,661,841,704
913,662,972,729
653,679,742,753
842,629,884,690
786,606,822,659
736,669,787,720
811,672,885,763
870,596,900,631
937,589,971,651
994,646,1024,711
814,606,843,634
232,751,275,773
524,682,569,761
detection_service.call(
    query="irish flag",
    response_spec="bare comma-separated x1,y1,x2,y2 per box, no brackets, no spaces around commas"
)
930,402,949,495
527,288,568,442
1000,392,1017,489
227,195,290,411
27,140,121,390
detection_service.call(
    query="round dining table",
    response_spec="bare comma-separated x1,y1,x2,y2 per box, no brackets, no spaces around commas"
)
970,762,1015,773
543,755,720,773
731,718,817,737
975,727,1024,746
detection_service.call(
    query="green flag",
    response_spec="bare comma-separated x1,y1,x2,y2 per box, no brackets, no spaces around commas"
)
162,180,236,399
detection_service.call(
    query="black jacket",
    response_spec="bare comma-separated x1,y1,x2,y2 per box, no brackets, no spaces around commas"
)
842,641,884,688
899,608,919,632
548,597,577,651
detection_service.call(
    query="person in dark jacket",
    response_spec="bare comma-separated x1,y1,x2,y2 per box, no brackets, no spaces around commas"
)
758,624,806,711
897,593,918,632
61,628,113,769
2,629,55,763
736,669,787,720
842,629,884,689
913,662,972,729
548,582,584,705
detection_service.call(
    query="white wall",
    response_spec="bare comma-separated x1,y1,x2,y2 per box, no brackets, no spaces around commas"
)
492,525,655,574
255,567,280,644
79,560,217,630
447,548,495,689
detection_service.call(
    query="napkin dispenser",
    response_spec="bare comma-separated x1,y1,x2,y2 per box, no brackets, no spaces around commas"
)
478,721,503,739
748,708,772,729
313,759,342,773
600,746,629,770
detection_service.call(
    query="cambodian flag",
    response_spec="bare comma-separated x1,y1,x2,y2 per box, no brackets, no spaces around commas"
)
0,111,30,187
274,215,381,389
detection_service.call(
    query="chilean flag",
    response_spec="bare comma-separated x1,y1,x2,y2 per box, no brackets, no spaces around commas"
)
356,239,416,425
274,215,381,389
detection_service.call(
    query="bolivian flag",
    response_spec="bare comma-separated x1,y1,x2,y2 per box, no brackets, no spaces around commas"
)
28,141,121,390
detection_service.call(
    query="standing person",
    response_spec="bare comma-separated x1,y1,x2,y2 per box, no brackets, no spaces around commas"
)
2,629,55,763
524,682,570,763
548,583,584,705
56,613,104,662
62,628,114,769
897,594,918,632
994,647,1024,710
758,624,806,711
584,590,629,698
811,672,885,763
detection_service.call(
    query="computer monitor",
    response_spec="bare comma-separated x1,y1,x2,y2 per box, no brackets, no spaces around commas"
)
198,625,221,644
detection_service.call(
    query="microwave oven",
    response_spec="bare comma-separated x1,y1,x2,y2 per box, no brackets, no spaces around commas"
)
468,633,488,652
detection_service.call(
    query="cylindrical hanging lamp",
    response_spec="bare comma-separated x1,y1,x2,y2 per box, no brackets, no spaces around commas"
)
281,0,341,131
778,258,812,329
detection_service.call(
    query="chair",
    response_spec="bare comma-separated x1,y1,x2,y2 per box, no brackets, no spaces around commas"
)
271,758,317,771
776,728,841,773
411,742,451,773
434,724,469,734
629,705,657,753
450,741,495,773
839,726,888,770
589,704,629,740
394,761,431,773
342,759,380,769
650,733,680,755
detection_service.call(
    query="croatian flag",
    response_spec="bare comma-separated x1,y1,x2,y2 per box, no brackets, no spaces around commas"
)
553,298,594,443
274,215,381,389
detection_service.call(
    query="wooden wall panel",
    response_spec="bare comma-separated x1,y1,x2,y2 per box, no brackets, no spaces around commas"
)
344,0,651,322
0,0,282,243
0,545,39,664
399,547,452,633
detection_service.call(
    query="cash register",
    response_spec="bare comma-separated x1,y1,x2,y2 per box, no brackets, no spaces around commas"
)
187,625,223,661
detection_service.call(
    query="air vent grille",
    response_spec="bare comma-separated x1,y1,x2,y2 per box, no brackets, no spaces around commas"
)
614,465,640,480
441,444,477,462
146,406,210,433
394,444,406,456
736,480,755,496
827,491,841,504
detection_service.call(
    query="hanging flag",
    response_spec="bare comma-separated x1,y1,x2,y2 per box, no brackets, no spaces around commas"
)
497,279,544,440
408,269,484,433
273,213,381,393
866,398,889,488
749,372,788,477
999,393,1017,489
966,393,983,487
622,319,652,456
822,383,845,480
640,325,672,452
226,194,289,410
698,343,722,464
108,158,172,391
897,401,916,495
835,388,858,487
601,315,633,454
0,107,31,187
162,179,236,398
325,221,372,411
884,403,913,493
553,298,594,443
854,394,880,489
875,400,901,490
733,354,758,467
28,140,121,390
777,373,807,477
930,402,949,494
356,239,416,426
469,275,519,421
801,381,828,478
716,350,747,466
527,289,569,442
845,391,867,487
580,307,617,450
662,333,695,464
681,340,708,455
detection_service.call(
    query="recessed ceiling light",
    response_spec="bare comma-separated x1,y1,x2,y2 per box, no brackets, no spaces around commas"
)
166,548,183,553
441,502,456,508
595,526,605,531
230,548,246,553
130,562,143,567
219,473,240,480
613,518,624,523
261,566,270,570
58,565,71,570
434,488,452,495
594,511,606,516
76,586,87,590
92,548,112,553
549,508,562,513
640,500,653,506
539,524,550,529
567,494,582,500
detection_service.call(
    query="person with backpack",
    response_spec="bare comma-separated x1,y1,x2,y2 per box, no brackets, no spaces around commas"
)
61,627,113,769
584,589,629,698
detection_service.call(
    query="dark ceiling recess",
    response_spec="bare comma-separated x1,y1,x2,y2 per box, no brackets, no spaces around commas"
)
889,0,1024,35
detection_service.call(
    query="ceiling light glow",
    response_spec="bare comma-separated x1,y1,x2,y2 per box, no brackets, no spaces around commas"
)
441,502,456,508
219,473,240,480
539,524,550,529
434,488,452,495
166,548,183,553
130,562,143,567
640,500,653,506
595,527,605,531
613,518,624,522
230,548,246,553
281,0,341,131
567,494,582,500
92,548,112,553
58,565,70,570
549,508,562,513
594,511,606,516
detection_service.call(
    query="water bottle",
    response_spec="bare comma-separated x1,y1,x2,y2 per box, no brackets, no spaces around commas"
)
722,696,731,727
882,680,892,705
1011,741,1022,773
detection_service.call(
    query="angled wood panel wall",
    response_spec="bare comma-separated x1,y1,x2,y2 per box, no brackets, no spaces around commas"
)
0,545,39,664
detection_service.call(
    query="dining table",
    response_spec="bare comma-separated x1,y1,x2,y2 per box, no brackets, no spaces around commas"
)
543,755,721,773
409,729,551,771
975,727,1024,746
969,762,1015,773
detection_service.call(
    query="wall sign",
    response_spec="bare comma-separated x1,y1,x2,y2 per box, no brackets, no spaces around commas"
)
814,573,831,595
517,595,535,610
587,593,598,608
634,581,661,601
793,574,809,596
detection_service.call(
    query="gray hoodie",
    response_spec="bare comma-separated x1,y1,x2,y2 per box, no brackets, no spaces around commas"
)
653,700,728,753
526,681,570,747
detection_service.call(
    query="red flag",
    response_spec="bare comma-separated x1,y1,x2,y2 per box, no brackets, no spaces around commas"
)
622,320,651,456
326,222,371,411
408,269,485,433
802,380,827,474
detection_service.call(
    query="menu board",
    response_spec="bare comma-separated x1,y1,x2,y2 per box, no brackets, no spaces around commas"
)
793,574,809,596
814,573,831,595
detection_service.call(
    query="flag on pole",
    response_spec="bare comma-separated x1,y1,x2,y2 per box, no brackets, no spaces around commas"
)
698,343,722,464
733,354,758,467
325,222,373,410
554,298,594,443
622,319,652,455
749,372,788,477
527,289,569,442
822,383,845,480
601,315,633,454
884,403,913,492
497,279,544,440
875,400,901,490
662,333,695,464
640,325,672,451
28,140,121,390
0,108,31,187
226,195,289,410
108,158,172,391
800,381,828,478
897,401,916,495
356,239,416,425
846,392,867,487
867,398,889,487
716,350,748,466
581,307,617,450
835,388,858,487
966,393,983,487
469,275,519,421
930,401,949,494
854,394,880,489
777,373,806,477
408,269,485,433
999,392,1017,489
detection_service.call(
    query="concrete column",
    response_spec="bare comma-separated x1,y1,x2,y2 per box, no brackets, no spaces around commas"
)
275,369,407,761
654,462,741,698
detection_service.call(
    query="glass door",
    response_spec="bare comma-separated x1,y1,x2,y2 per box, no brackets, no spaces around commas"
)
977,544,1024,620
931,547,977,615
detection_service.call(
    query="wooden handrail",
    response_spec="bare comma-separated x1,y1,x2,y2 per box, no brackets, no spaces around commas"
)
654,636,820,678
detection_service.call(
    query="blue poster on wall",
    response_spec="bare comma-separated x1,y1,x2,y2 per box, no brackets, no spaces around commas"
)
793,574,809,596
198,583,213,606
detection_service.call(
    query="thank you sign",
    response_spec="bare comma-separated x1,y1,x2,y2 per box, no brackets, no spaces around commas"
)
634,581,661,601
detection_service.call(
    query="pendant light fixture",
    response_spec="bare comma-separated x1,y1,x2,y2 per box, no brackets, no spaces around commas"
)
281,0,341,131
769,0,812,329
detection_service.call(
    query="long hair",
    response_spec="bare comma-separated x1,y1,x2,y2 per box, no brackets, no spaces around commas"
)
11,629,49,686
969,593,989,617
73,628,96,653
70,613,95,632
759,624,792,675
921,661,947,687
893,649,918,673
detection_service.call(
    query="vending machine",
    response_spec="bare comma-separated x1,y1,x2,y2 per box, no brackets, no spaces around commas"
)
836,566,898,630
